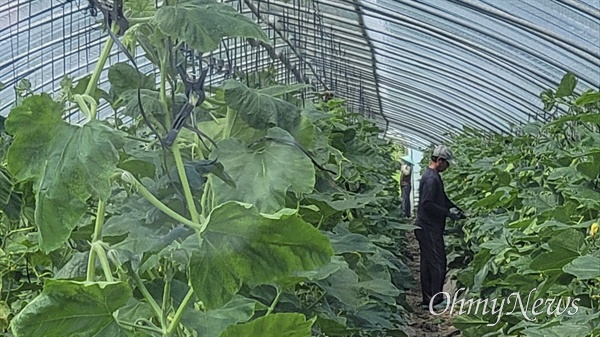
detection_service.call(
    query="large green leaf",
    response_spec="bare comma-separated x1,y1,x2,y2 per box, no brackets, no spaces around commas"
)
182,296,257,337
208,129,315,213
575,91,600,106
125,0,157,17
325,226,377,254
289,115,315,149
305,191,379,217
120,89,166,118
108,62,156,98
189,202,333,309
529,229,584,272
576,161,600,180
218,313,314,337
154,0,269,53
5,94,125,252
11,280,131,337
276,256,346,289
562,252,600,280
223,80,301,131
555,72,577,98
315,316,359,336
315,262,400,309
197,111,266,144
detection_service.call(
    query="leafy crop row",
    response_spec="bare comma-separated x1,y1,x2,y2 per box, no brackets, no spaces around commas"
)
439,73,600,336
0,1,413,336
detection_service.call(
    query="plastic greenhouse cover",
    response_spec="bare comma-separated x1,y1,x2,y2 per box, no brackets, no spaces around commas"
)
0,0,598,150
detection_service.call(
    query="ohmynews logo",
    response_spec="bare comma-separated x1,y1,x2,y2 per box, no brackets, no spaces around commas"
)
429,288,580,326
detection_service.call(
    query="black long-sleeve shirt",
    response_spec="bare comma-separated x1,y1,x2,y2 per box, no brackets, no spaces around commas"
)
416,168,456,234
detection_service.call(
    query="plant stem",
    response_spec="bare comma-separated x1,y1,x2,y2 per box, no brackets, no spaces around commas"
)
82,94,98,120
85,23,118,96
160,57,171,127
132,272,166,333
266,287,282,316
127,16,154,24
200,179,210,221
117,320,163,335
224,107,236,139
87,200,107,282
162,278,171,331
172,141,200,224
166,288,194,337
121,171,203,231
73,95,92,121
94,243,114,282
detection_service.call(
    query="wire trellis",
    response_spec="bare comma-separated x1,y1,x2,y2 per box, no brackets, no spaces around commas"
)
0,0,382,130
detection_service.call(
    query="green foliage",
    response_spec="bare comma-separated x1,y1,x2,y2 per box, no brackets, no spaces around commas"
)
153,0,269,53
11,280,132,337
441,73,600,336
181,296,257,337
190,202,333,309
223,80,302,132
5,94,125,252
207,129,315,213
217,313,314,337
0,3,411,336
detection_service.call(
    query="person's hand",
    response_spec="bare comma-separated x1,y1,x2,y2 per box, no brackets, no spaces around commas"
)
448,207,464,221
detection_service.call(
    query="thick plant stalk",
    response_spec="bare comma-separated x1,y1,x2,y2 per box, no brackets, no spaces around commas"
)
119,171,203,231
266,287,282,316
85,23,119,96
132,272,166,334
93,243,114,282
172,141,200,224
86,200,107,282
166,289,195,337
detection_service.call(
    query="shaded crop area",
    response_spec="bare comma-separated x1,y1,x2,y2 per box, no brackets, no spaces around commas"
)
438,74,600,336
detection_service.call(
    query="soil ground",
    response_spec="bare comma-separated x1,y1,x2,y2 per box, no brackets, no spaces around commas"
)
401,231,462,337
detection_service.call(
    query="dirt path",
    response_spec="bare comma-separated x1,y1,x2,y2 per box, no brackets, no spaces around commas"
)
401,231,461,337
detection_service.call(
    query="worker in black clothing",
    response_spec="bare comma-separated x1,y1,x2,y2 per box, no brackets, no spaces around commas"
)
415,145,466,310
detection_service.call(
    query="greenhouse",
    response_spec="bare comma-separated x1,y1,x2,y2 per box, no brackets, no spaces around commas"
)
0,0,598,336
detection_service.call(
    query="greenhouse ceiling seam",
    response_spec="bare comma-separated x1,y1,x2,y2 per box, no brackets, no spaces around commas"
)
348,0,389,136
397,0,599,70
355,3,559,86
368,43,541,122
558,0,600,20
303,14,551,99
379,79,518,133
308,37,534,131
454,0,600,65
359,2,599,88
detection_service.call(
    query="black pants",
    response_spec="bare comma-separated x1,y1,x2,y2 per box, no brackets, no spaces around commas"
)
401,185,411,217
415,228,447,305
